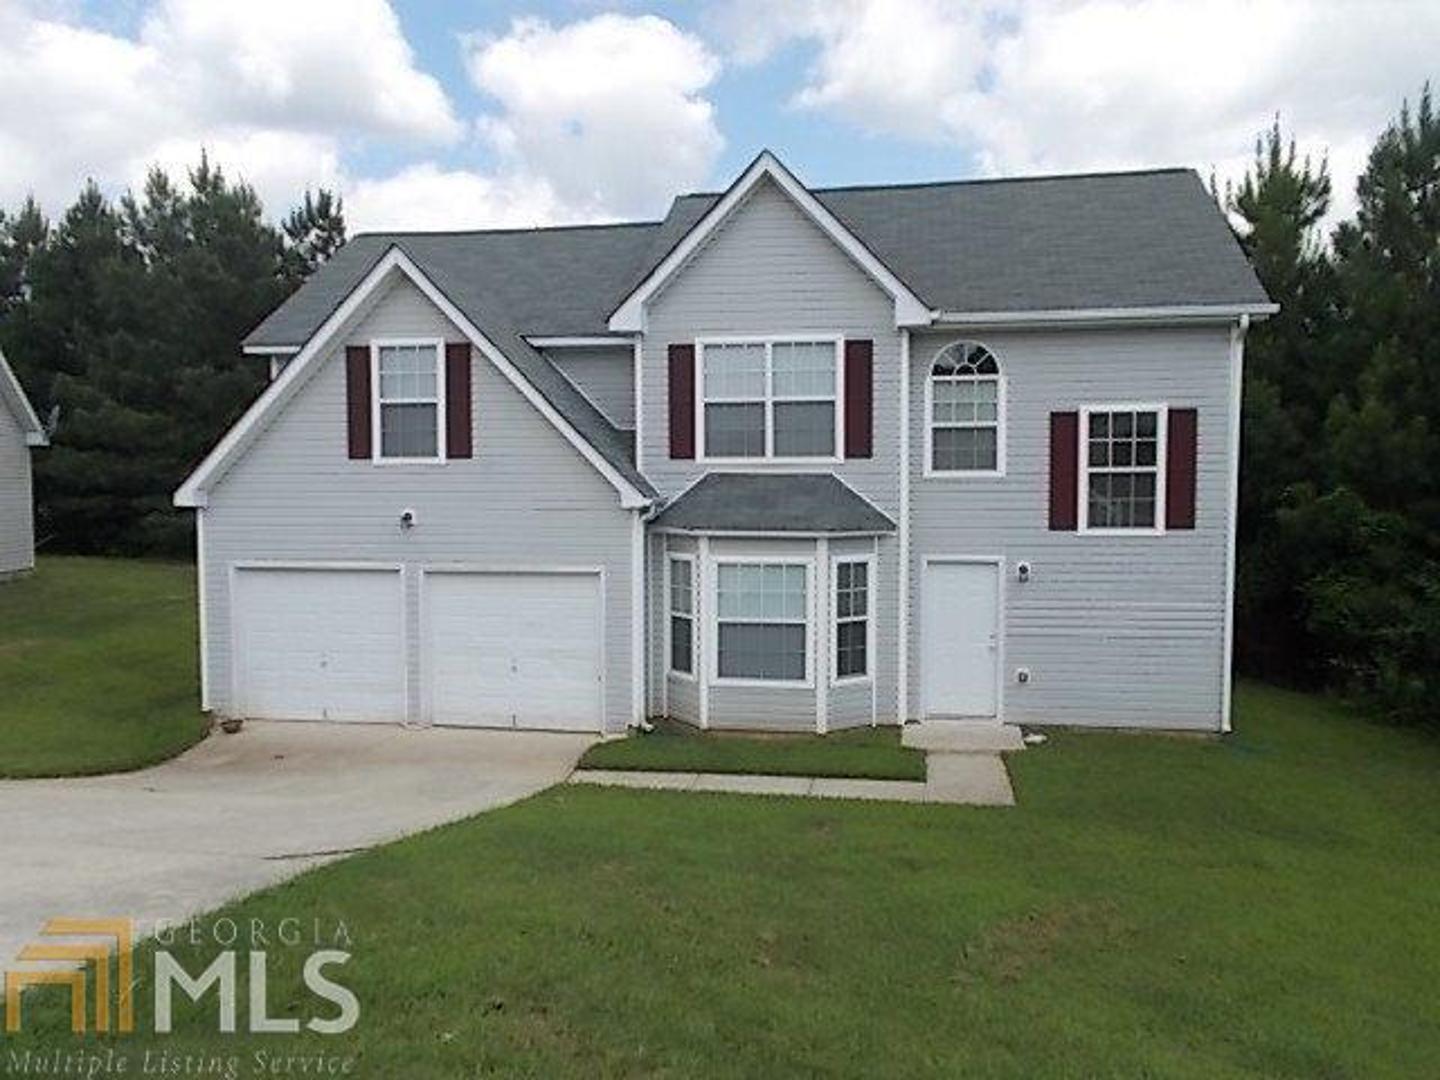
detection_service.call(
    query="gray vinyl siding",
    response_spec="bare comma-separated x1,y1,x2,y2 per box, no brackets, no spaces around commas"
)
640,177,901,732
908,326,1233,730
0,402,35,576
708,685,813,732
201,276,637,732
544,346,635,429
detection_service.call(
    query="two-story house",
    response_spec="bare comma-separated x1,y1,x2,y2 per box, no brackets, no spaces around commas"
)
174,152,1274,736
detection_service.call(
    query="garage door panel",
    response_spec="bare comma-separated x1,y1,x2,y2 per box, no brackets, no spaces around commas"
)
235,568,405,723
425,572,602,731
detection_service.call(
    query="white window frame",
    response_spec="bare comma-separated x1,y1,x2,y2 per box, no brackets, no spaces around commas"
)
707,554,815,688
831,553,875,686
696,335,845,465
923,341,1006,479
666,553,696,680
371,337,447,464
1078,402,1168,536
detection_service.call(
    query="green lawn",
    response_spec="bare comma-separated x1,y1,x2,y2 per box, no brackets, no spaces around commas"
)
0,556,208,777
8,682,1439,1077
580,717,926,780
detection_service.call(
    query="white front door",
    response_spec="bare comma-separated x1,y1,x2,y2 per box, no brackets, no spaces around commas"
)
921,560,1000,718
423,571,603,731
233,567,406,723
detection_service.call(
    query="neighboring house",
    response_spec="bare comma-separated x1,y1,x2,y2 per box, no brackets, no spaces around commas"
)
0,348,47,579
175,151,1274,735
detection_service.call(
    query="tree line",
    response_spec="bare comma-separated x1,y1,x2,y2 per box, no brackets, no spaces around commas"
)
0,157,343,555
2,87,1438,723
1222,86,1439,722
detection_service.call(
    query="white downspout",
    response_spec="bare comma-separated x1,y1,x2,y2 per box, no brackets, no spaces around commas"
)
897,329,912,725
1220,314,1249,733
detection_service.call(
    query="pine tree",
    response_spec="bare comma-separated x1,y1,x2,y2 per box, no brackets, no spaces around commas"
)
282,189,346,286
1221,120,1338,680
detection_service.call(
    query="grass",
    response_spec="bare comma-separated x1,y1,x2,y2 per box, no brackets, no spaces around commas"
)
0,556,208,777
579,717,926,780
8,681,1440,1077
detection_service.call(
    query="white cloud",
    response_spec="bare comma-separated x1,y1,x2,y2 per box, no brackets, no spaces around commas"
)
0,0,456,216
462,14,724,219
344,164,570,233
0,5,723,236
140,0,461,142
716,0,1440,227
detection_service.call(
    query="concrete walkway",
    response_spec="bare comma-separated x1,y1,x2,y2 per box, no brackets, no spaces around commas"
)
572,751,1015,806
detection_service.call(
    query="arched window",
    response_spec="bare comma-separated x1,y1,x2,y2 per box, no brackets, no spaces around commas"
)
927,342,1003,474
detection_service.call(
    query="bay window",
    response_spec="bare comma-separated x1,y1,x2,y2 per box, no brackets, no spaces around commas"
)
668,556,695,677
700,338,840,460
833,557,871,681
714,561,809,682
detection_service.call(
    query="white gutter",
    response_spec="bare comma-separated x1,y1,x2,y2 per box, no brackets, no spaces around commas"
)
241,344,300,356
526,336,631,348
932,303,1278,327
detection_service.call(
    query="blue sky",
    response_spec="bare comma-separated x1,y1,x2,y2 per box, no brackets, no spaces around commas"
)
380,0,980,194
5,1,1437,231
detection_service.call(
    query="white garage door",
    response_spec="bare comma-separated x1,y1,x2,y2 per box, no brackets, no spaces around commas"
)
423,571,603,731
233,567,405,723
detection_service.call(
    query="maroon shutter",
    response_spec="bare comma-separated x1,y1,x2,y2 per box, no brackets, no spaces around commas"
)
1049,411,1079,530
445,342,472,459
844,339,873,458
345,345,371,459
1166,408,1198,529
668,344,695,459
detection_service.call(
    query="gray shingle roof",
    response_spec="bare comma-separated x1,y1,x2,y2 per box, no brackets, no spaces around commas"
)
651,473,895,534
656,169,1271,313
242,166,1269,505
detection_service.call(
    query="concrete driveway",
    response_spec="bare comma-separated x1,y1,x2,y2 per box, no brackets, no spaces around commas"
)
0,723,593,964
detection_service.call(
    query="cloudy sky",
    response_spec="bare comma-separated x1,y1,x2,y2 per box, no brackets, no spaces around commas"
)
3,0,1435,233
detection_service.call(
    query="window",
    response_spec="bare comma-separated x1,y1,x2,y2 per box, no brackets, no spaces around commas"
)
927,342,1003,474
1082,405,1166,531
668,556,694,677
375,341,442,460
700,339,839,460
715,562,809,681
833,558,871,681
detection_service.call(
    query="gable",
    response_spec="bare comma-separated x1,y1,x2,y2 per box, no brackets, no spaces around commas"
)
211,278,622,510
647,176,894,324
609,152,931,332
176,249,651,509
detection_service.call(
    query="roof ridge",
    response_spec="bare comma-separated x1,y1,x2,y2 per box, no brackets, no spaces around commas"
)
676,165,1198,201
351,220,661,241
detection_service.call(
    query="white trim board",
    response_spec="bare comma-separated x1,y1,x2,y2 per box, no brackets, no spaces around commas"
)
608,150,931,333
174,246,651,510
